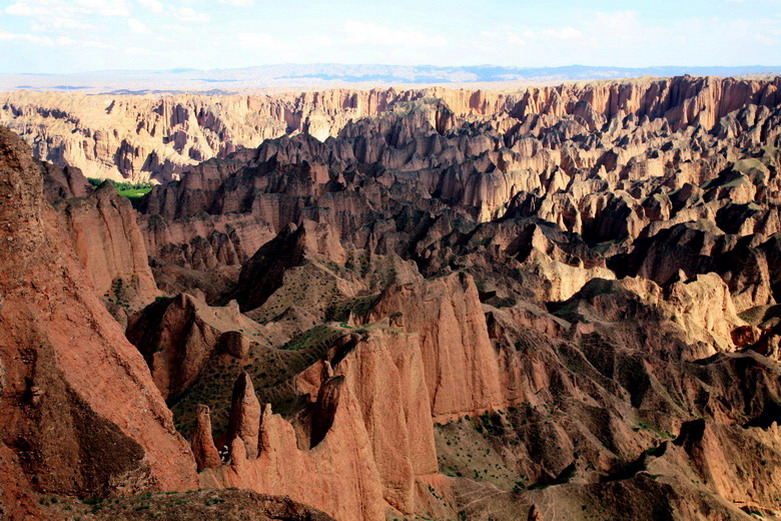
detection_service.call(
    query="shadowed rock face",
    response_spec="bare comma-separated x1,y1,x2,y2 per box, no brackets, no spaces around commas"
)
3,75,781,521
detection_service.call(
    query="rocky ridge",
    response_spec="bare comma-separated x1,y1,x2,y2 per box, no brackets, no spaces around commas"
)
122,76,781,520
3,76,779,183
2,75,781,521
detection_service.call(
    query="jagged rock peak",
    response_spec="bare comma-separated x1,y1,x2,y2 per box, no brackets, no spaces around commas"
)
227,372,261,460
191,405,221,472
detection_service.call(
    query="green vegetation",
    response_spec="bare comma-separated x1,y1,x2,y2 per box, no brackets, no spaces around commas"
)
739,304,780,327
36,489,279,520
251,262,344,323
88,178,154,209
102,277,134,311
169,320,400,439
475,411,505,436
109,278,129,308
325,294,379,322
631,421,675,439
732,158,769,185
434,415,520,489
279,324,344,351
388,97,442,117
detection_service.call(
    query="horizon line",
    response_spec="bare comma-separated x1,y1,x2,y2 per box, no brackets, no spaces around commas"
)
2,63,781,77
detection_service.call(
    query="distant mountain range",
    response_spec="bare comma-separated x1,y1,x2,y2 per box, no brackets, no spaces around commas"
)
1,63,779,94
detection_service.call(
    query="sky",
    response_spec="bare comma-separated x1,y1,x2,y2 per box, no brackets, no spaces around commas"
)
0,0,779,74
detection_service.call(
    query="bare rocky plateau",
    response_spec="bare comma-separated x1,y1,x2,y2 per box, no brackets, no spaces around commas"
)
1,75,781,521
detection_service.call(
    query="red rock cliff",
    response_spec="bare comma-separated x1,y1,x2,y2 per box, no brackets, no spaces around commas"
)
0,127,198,509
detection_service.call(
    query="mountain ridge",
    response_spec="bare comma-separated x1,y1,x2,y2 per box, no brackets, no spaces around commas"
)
2,64,780,94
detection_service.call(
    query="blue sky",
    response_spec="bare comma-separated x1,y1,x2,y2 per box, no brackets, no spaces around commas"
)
0,0,778,73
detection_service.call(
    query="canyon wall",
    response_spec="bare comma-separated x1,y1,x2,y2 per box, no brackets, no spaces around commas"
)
0,127,198,518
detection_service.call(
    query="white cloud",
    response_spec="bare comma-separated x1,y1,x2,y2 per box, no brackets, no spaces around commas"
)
128,17,148,33
137,0,164,13
135,1,209,25
79,38,111,48
160,23,187,33
6,0,130,18
218,0,255,6
2,3,780,74
539,27,582,40
125,45,154,55
480,24,582,51
0,30,56,45
591,10,642,41
450,10,727,67
172,6,209,23
480,28,525,47
30,17,97,31
74,0,130,16
5,0,130,40
343,19,447,48
0,29,109,48
136,1,210,24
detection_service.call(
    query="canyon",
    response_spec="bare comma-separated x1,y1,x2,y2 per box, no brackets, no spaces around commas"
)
0,75,780,521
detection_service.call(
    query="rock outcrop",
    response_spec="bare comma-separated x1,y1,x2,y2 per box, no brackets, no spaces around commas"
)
127,292,269,399
369,273,504,418
191,405,222,472
51,181,159,317
195,327,440,520
0,88,505,182
0,127,198,510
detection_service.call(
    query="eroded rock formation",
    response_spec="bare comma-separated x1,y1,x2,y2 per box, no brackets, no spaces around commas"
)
0,126,197,518
4,76,779,184
126,76,781,521
3,75,781,521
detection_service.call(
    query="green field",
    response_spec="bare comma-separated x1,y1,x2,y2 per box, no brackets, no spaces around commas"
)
118,186,152,199
87,178,153,208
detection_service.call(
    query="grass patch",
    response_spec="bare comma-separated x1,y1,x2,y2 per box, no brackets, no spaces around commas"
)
88,178,154,209
631,421,675,439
